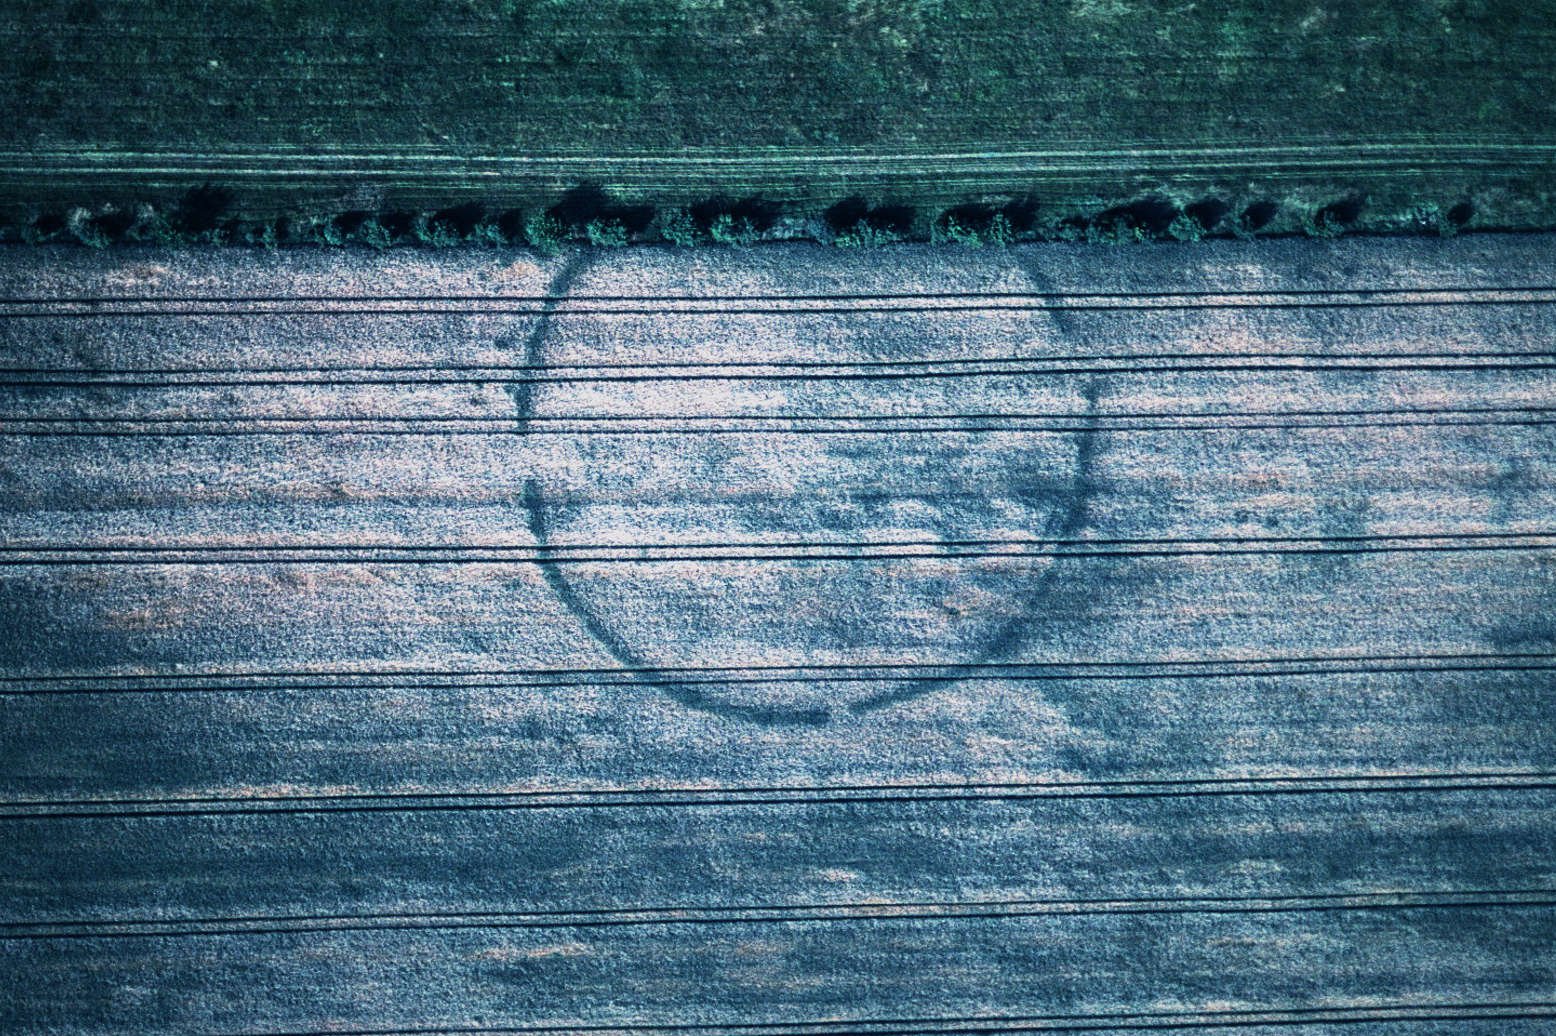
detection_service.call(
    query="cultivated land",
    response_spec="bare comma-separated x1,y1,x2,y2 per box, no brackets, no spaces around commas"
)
1,235,1554,1029
3,0,1556,242
5,0,1556,1028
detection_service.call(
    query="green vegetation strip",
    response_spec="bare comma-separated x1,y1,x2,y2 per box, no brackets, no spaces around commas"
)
4,0,1555,245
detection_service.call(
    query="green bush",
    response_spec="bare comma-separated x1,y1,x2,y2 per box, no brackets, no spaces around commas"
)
1405,202,1458,238
238,220,279,248
1303,208,1347,239
125,204,179,245
584,218,629,247
655,208,699,246
1166,213,1205,242
524,212,566,254
1033,218,1085,243
1083,218,1147,245
708,213,758,246
354,216,393,249
412,213,462,247
293,215,342,246
932,216,983,247
985,212,1014,246
66,207,109,248
472,219,509,246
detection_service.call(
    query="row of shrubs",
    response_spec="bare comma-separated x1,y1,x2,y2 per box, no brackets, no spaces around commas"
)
2,183,1477,250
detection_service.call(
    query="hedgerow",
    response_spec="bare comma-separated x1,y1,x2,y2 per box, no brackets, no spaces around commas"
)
0,183,1507,250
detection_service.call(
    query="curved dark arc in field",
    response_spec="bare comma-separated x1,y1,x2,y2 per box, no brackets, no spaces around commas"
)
513,252,1100,724
846,255,1103,715
845,401,1099,716
520,480,829,726
511,253,829,726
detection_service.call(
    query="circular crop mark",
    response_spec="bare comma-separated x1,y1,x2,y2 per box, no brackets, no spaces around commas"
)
511,251,1099,724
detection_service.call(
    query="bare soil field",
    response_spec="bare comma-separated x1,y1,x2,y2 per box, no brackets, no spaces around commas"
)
1,234,1553,1030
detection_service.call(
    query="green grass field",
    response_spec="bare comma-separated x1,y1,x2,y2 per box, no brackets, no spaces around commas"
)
4,0,1556,244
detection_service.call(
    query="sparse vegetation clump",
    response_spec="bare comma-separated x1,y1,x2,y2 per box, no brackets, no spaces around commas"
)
524,213,566,255
65,207,110,248
932,200,1033,246
239,220,279,248
1400,201,1473,238
1165,214,1204,242
1301,194,1366,239
126,204,178,245
354,216,395,249
832,221,903,247
411,213,462,248
707,214,758,246
931,217,985,247
1090,219,1149,246
585,219,629,247
541,184,655,247
825,196,914,247
471,217,509,246
310,216,346,247
654,208,700,246
1232,200,1278,239
930,213,1014,247
688,195,782,246
984,213,1015,246
1182,198,1228,234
